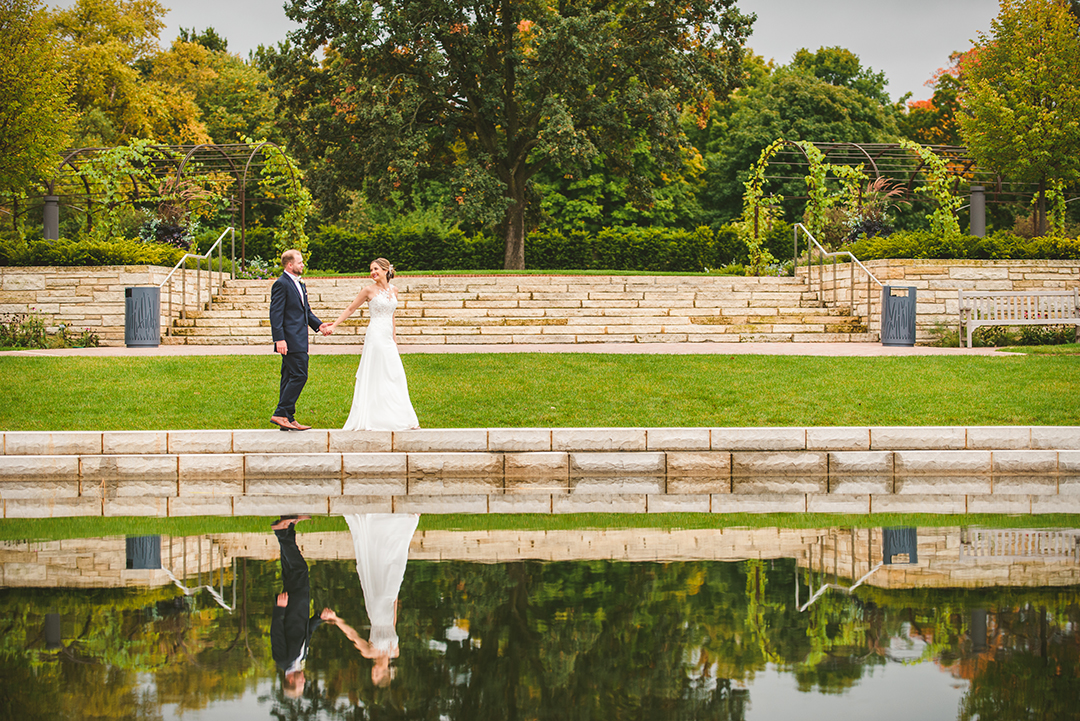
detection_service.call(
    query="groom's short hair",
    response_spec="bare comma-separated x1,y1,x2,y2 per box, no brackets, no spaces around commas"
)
281,249,301,267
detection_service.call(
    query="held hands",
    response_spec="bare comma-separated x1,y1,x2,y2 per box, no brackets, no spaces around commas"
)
319,322,333,336
277,592,289,607
320,608,340,622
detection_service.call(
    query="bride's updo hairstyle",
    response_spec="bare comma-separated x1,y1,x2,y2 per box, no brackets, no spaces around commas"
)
374,257,395,280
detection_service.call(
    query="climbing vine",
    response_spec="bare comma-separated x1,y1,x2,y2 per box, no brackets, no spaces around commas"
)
76,139,173,242
255,141,313,265
736,139,784,275
899,139,963,239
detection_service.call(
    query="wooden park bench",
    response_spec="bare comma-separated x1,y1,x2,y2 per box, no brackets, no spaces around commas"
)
958,288,1080,348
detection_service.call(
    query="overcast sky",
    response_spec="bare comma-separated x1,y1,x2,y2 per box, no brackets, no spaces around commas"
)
53,0,1000,103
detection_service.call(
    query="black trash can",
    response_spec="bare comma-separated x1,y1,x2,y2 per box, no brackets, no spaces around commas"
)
124,286,160,347
880,285,916,347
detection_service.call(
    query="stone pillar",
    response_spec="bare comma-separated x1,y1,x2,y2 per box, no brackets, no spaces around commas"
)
969,186,986,237
43,196,60,240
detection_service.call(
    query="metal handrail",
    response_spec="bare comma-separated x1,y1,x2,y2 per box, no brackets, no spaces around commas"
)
159,227,236,336
793,223,883,334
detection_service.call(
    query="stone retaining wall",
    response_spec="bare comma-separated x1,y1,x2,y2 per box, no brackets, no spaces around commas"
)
2,426,1077,518
796,259,1080,343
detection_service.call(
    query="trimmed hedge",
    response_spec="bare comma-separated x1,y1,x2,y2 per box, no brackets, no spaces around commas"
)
845,230,1080,261
0,237,186,267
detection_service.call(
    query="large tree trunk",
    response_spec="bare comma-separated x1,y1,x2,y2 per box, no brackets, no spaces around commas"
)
503,183,527,270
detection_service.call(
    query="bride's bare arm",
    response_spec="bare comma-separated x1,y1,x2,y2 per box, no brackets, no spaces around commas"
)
330,287,372,330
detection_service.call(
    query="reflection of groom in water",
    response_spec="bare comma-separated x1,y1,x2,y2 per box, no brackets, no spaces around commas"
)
270,516,338,699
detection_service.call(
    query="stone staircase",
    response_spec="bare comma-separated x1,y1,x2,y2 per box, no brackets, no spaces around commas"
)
163,274,875,345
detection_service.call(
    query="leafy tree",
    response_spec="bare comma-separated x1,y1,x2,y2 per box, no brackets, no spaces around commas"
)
267,0,754,268
47,0,209,146
791,46,891,105
898,51,969,146
177,26,228,53
958,0,1080,235
0,0,73,196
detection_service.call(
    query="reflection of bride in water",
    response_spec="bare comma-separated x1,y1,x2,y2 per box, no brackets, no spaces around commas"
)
324,513,419,687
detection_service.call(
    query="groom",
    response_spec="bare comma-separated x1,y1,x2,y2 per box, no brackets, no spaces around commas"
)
270,249,329,431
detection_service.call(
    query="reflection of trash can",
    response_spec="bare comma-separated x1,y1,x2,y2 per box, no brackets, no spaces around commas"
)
125,286,160,347
126,535,162,569
880,285,916,347
882,527,918,564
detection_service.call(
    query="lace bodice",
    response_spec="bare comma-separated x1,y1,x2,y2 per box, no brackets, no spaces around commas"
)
368,286,397,322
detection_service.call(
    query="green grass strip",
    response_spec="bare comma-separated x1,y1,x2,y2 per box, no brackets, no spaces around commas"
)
3,353,1078,430
1,513,1077,542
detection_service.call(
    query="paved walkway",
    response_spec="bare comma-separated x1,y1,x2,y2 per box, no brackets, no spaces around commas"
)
1,342,1010,357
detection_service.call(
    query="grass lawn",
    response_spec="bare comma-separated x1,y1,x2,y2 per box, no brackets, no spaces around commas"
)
3,352,1078,430
999,343,1080,355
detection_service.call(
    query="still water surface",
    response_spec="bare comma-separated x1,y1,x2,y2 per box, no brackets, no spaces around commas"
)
3,523,1078,720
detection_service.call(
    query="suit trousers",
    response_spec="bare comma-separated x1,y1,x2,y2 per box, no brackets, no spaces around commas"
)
275,525,310,594
275,351,309,420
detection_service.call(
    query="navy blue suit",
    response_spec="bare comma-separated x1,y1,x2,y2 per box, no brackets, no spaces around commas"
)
271,524,325,672
269,273,322,421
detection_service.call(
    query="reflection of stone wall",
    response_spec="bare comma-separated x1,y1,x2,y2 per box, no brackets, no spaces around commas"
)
5,527,1078,590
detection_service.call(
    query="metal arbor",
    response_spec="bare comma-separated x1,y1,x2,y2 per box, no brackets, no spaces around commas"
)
34,141,299,262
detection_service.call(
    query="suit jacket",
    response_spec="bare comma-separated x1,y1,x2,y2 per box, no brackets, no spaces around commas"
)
269,273,322,353
271,592,325,671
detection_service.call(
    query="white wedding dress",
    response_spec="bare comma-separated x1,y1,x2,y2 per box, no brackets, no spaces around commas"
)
344,513,420,653
342,286,419,431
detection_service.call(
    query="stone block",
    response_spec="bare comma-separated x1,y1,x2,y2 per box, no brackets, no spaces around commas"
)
408,476,502,495
178,454,244,480
829,451,894,475
806,494,870,514
647,494,710,513
393,494,488,514
711,427,805,451
0,479,80,499
0,563,47,582
245,453,342,478
408,452,503,476
246,477,341,495
1032,495,1080,514
0,456,80,479
169,496,234,517
667,476,730,494
732,476,826,494
967,495,1031,515
167,430,233,454
666,452,731,476
712,494,805,514
233,430,329,454
992,475,1058,494
1060,451,1080,473
4,432,101,455
488,429,552,452
103,431,168,455
894,476,991,495
104,497,169,516
871,427,966,450
343,477,408,495
505,452,567,476
344,453,408,476
870,494,966,514
806,427,870,451
1031,427,1080,449
82,478,177,498
234,495,329,517
393,429,489,452
992,450,1058,475
569,452,665,476
488,494,553,514
329,431,393,453
552,493,647,513
829,476,893,494
646,428,711,451
552,428,647,451
178,478,244,497
966,426,1031,450
893,450,991,475
4,497,101,518
505,476,569,493
326,495,393,515
1059,475,1080,495
81,455,178,481
732,451,828,476
570,476,664,494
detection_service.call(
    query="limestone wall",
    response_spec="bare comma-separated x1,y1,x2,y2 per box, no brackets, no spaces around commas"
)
796,259,1080,343
0,265,223,345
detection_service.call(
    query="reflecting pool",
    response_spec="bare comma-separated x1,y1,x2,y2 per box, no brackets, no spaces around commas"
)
3,522,1079,720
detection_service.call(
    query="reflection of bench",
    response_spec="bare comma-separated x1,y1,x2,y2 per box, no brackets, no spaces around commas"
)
958,289,1080,348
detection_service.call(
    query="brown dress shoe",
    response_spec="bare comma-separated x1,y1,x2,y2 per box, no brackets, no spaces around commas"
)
270,416,296,431
291,421,312,431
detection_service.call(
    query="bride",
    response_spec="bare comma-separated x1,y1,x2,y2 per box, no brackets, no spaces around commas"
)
328,258,419,431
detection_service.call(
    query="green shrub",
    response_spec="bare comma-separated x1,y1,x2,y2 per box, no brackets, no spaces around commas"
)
845,230,1080,260
0,236,186,267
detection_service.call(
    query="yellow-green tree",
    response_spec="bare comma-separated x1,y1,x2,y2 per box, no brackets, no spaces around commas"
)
0,0,73,193
958,0,1080,235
